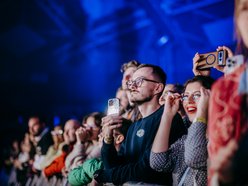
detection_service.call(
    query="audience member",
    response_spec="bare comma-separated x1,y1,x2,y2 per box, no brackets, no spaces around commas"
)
43,119,80,178
64,112,104,175
40,125,65,169
28,116,53,172
150,75,214,185
68,119,131,186
120,60,142,122
208,0,248,184
94,64,187,185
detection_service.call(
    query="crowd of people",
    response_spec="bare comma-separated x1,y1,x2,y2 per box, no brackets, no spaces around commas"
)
2,0,248,185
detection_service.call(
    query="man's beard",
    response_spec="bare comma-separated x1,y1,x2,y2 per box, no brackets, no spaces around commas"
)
130,94,154,106
32,129,43,137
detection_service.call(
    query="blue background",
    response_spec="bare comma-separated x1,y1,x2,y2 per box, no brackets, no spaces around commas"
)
0,0,234,139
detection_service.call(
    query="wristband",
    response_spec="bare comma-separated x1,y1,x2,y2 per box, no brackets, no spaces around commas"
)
193,117,207,124
104,135,114,144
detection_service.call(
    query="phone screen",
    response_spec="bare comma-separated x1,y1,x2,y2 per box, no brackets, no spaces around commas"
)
218,51,224,65
107,98,120,115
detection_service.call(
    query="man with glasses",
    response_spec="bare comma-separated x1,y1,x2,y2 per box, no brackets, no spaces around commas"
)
94,64,186,185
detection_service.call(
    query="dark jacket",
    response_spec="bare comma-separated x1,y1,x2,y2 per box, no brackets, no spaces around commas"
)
94,107,187,185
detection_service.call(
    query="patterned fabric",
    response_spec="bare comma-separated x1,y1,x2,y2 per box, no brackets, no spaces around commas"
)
150,122,207,186
208,64,248,182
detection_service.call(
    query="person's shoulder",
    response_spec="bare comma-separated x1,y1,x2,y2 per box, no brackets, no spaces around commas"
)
42,129,53,140
144,106,164,120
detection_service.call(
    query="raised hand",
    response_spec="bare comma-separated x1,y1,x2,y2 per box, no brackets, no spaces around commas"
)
101,115,123,143
76,127,90,144
192,52,211,76
163,93,181,118
215,46,234,73
195,87,211,119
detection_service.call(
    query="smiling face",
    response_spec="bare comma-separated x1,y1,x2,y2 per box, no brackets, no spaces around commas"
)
182,82,203,122
28,117,44,136
63,120,80,144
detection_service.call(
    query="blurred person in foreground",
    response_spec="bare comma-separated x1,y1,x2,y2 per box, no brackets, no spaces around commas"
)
208,0,248,185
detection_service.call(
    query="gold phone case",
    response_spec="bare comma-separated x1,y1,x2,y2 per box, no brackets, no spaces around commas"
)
197,50,227,70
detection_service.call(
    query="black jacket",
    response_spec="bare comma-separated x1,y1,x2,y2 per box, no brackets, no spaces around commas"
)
95,107,187,185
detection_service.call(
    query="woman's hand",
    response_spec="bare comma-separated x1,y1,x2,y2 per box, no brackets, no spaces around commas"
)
163,93,181,118
193,52,211,76
215,46,234,73
195,87,211,119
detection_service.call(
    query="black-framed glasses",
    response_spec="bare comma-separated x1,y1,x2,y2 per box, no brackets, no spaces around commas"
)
126,77,160,89
181,91,201,102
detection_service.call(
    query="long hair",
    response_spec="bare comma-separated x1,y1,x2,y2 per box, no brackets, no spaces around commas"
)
234,0,248,60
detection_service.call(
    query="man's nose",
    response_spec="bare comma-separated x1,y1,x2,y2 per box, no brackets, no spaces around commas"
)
129,82,137,91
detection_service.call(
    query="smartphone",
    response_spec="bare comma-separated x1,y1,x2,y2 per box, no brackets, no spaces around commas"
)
107,98,120,115
224,55,244,74
196,50,227,70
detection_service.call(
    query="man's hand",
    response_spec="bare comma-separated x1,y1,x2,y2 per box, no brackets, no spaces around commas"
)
101,115,123,143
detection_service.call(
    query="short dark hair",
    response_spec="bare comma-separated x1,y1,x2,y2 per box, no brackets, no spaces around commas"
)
136,64,167,84
183,75,215,91
29,115,46,125
121,60,140,73
174,83,184,94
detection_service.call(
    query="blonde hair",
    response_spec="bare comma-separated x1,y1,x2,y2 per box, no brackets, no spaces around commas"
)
120,60,140,73
234,0,248,59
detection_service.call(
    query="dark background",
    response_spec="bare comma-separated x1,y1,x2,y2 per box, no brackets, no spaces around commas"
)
0,0,234,144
